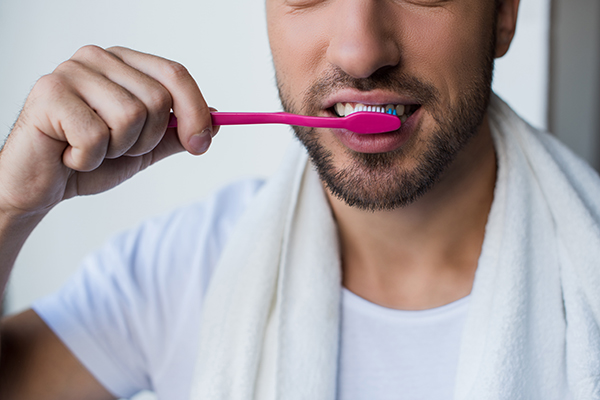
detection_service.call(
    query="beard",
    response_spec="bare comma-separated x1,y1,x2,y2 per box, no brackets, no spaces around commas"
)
277,39,496,212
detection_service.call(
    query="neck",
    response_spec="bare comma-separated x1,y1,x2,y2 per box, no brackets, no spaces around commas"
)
327,114,497,310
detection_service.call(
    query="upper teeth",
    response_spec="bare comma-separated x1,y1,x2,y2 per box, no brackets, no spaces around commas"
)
334,102,410,122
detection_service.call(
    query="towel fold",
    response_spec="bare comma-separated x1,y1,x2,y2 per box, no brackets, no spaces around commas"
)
190,94,600,400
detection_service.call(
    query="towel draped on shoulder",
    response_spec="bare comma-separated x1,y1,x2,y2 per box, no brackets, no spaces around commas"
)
190,94,600,400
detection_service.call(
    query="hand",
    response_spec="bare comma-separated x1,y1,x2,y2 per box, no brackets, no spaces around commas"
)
0,45,217,218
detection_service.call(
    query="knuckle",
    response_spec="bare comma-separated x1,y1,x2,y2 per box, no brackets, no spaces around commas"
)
33,73,67,96
73,44,106,61
127,100,148,124
148,86,172,114
85,119,110,144
117,99,148,129
54,59,82,75
163,61,191,83
105,45,126,55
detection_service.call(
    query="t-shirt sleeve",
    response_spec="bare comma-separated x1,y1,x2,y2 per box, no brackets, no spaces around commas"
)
31,179,264,399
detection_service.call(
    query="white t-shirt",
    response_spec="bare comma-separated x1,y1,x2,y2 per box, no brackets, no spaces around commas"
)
338,289,469,400
33,179,469,400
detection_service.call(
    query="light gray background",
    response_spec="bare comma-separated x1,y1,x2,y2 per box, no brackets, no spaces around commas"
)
549,0,600,169
0,0,554,399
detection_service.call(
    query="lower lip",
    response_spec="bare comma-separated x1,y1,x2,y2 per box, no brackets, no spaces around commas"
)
331,109,420,154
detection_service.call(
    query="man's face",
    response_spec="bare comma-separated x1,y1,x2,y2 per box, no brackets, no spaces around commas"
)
266,0,499,211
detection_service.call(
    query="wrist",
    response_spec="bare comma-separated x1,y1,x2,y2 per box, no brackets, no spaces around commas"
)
0,205,46,232
0,206,47,242
0,208,47,297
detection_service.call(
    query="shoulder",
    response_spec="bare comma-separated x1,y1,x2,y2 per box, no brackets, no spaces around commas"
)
106,177,267,297
31,178,266,398
125,178,266,259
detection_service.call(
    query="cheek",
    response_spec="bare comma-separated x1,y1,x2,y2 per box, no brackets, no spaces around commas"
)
267,5,330,110
399,6,494,103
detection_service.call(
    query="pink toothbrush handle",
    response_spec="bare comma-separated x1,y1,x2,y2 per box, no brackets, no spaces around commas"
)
167,111,400,134
168,112,343,129
212,112,289,126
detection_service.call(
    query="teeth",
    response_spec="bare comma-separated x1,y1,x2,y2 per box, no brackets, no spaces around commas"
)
333,102,416,118
344,103,354,116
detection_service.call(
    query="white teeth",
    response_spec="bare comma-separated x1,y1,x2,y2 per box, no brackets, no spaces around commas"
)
333,102,416,118
344,103,354,116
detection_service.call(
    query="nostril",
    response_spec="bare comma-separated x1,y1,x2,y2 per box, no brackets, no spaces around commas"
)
326,31,401,79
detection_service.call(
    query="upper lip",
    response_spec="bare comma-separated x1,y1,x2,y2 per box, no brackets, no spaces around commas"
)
321,89,421,111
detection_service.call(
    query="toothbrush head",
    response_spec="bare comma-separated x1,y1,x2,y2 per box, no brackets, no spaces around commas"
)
343,112,402,134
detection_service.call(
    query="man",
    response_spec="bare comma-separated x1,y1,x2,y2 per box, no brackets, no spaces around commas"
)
2,0,600,399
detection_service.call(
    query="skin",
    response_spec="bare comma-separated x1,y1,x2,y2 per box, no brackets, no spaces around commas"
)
0,0,520,397
0,46,219,399
267,0,519,308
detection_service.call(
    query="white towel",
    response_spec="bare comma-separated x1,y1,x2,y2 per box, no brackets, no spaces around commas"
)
456,95,600,399
189,94,600,400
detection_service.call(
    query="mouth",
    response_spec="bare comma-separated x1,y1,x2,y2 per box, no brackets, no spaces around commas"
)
329,102,421,124
321,100,423,154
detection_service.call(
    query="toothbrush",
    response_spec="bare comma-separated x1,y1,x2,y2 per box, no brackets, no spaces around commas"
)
167,111,401,134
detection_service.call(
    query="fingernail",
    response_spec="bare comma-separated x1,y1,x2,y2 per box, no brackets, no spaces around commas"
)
189,129,212,155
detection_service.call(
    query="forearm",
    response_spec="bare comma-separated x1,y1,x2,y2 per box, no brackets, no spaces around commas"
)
0,210,46,298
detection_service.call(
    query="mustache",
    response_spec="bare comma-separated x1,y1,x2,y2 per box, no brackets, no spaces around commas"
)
298,67,440,115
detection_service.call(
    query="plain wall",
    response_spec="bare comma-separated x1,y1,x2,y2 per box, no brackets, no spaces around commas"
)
0,0,292,315
549,0,600,169
0,0,550,399
495,0,551,130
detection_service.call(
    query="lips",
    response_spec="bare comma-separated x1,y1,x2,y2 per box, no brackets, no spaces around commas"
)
332,108,421,153
320,91,422,154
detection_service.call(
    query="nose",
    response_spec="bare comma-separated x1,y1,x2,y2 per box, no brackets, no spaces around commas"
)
326,0,401,79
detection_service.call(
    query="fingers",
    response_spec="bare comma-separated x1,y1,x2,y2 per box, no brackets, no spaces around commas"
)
29,74,111,172
105,46,214,155
69,46,175,157
63,129,186,198
52,59,150,159
33,45,215,171
0,45,211,216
